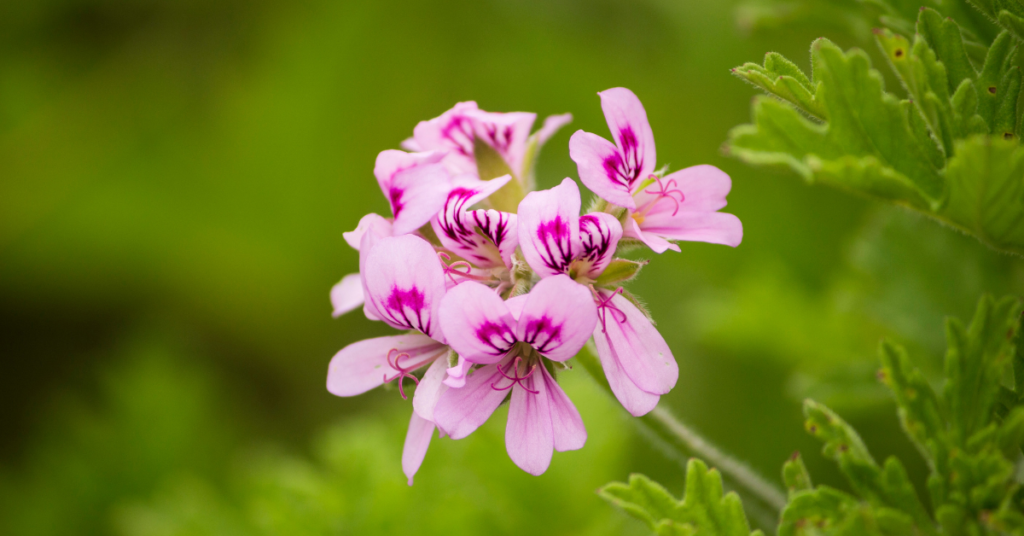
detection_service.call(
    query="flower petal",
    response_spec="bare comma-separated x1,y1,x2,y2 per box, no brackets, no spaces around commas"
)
626,217,679,254
443,354,468,388
627,165,742,248
438,281,517,364
593,291,677,395
591,335,660,416
402,411,435,486
330,273,364,317
326,333,446,397
362,235,448,341
505,367,553,476
539,366,586,452
433,362,509,439
517,178,582,277
413,355,450,422
343,213,394,250
577,212,622,280
599,87,656,184
412,101,480,175
569,131,636,210
466,109,536,179
633,212,743,248
431,175,515,269
374,150,452,235
516,275,598,362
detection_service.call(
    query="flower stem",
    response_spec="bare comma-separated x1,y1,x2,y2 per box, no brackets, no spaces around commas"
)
574,341,788,516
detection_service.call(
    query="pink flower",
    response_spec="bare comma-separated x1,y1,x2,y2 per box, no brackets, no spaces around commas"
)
569,88,742,253
431,174,518,271
517,178,622,281
433,275,596,475
330,213,393,318
517,178,678,417
410,101,572,183
327,234,453,485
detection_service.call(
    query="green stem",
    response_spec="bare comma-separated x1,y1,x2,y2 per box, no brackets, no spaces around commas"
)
574,341,788,516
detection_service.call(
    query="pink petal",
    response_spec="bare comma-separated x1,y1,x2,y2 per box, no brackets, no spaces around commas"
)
362,235,448,341
599,87,656,184
660,165,733,213
568,131,637,210
539,366,586,452
516,275,598,362
343,213,393,251
517,178,582,277
438,281,517,364
466,109,536,179
413,356,450,422
402,411,435,486
505,366,553,475
592,334,660,416
433,362,509,439
330,273,364,317
443,354,468,388
431,175,515,269
412,101,480,176
636,212,743,248
326,334,446,397
625,217,679,254
593,291,677,395
400,137,423,152
577,212,622,280
534,113,573,146
467,209,519,269
373,150,452,236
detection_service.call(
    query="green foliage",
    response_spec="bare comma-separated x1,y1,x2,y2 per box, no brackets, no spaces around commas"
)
600,459,764,536
780,294,1024,535
728,7,1024,255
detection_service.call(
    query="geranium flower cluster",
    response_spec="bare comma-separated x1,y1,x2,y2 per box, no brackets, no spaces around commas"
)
326,88,742,484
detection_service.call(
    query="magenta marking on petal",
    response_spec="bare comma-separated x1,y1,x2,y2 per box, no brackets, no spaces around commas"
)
389,187,405,218
595,287,628,333
385,348,421,399
442,116,475,157
602,127,645,190
475,321,517,357
578,215,614,264
535,216,574,274
521,316,563,354
437,188,479,247
481,123,513,154
470,210,511,249
383,286,431,334
491,356,539,394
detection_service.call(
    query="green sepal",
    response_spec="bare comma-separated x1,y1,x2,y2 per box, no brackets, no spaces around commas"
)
473,138,524,213
594,258,647,287
599,459,763,536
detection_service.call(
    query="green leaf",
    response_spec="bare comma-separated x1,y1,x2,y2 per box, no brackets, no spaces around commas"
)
781,453,812,498
599,459,763,536
943,294,1021,444
731,53,826,121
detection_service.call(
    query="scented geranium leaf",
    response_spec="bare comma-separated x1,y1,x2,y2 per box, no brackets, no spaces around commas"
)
728,39,944,206
778,487,914,536
731,53,826,120
917,8,976,94
782,453,812,498
878,341,946,468
943,294,1021,445
803,400,934,530
599,460,763,536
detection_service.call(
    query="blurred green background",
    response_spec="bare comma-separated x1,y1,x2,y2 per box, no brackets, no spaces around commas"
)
3,0,1022,534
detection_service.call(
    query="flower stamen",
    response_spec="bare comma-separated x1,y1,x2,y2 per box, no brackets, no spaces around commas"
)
594,287,628,333
491,356,539,394
639,175,685,217
385,348,420,399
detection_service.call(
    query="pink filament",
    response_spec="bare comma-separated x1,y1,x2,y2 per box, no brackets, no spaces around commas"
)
385,348,420,399
643,176,685,217
437,252,491,284
491,356,539,394
595,287,628,333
